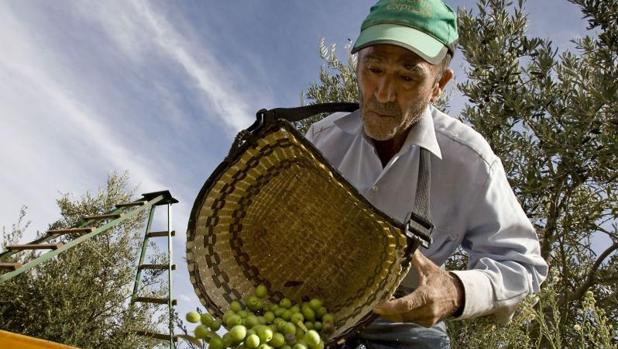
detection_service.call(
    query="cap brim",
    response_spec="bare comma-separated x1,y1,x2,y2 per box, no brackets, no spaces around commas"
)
352,24,448,65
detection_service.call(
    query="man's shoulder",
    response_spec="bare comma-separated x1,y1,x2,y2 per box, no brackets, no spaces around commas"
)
307,111,358,141
309,111,353,133
431,107,496,167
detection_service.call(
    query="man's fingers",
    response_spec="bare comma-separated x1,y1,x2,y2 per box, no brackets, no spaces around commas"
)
399,304,440,327
411,251,440,284
377,303,439,327
377,313,404,323
374,291,425,315
411,249,424,263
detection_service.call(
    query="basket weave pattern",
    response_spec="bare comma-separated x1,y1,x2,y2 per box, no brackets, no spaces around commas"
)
187,125,411,340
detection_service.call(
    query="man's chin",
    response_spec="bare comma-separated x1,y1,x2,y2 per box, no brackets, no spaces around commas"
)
363,124,396,141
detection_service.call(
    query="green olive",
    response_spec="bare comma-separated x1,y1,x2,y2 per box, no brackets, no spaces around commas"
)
226,314,242,328
257,326,274,343
270,332,286,348
303,330,321,349
301,305,315,321
264,311,276,323
283,322,296,335
246,314,259,328
186,311,201,324
194,325,211,339
321,314,334,324
209,337,225,349
246,334,261,348
309,299,322,311
274,307,286,317
282,310,292,321
231,300,243,312
256,284,269,298
210,319,221,331
245,334,260,348
284,333,296,345
230,325,247,343
222,333,234,348
279,298,292,309
201,313,214,326
290,313,304,324
247,295,263,311
223,310,236,323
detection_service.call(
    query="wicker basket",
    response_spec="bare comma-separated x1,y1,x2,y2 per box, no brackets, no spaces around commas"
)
186,104,429,344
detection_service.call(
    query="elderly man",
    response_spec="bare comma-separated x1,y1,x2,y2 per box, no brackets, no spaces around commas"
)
305,0,548,348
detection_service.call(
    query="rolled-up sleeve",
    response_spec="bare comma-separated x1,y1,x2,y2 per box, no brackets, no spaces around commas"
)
451,158,548,322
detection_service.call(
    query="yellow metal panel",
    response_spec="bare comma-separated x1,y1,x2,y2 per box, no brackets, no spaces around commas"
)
0,330,79,349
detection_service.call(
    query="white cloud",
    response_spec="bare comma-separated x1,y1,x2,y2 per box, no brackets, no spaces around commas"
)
78,0,255,133
0,2,238,321
0,3,167,237
178,293,193,303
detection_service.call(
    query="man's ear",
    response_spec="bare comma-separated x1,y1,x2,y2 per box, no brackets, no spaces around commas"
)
431,68,454,102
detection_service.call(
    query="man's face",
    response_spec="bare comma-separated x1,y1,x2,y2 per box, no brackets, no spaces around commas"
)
356,44,446,142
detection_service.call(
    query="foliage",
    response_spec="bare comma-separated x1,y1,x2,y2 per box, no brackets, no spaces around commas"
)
455,0,617,343
449,270,616,349
296,38,359,135
302,0,617,347
0,172,168,349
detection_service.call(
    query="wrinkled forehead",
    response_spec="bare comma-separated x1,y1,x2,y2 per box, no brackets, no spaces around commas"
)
358,44,434,71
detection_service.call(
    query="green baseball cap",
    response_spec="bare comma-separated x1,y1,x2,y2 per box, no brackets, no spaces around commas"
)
352,0,458,64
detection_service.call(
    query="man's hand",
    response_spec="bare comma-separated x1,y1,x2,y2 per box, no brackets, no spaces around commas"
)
373,250,464,327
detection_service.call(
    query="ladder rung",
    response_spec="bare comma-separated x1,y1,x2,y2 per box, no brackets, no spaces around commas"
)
0,262,22,271
116,201,146,208
83,213,121,220
134,297,177,305
139,264,176,271
6,243,62,251
146,230,176,238
47,227,95,235
136,331,178,341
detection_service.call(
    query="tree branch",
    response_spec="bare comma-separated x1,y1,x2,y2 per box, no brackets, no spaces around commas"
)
563,242,618,304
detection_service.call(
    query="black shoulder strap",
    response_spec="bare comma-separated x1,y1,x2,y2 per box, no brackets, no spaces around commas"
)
405,149,433,253
254,102,359,125
232,103,359,156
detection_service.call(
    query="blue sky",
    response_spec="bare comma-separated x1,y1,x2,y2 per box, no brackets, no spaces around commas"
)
0,0,590,339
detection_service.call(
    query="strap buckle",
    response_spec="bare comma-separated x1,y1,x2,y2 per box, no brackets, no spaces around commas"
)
405,211,433,249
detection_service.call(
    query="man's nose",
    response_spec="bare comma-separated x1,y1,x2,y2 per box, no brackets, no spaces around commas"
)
375,76,396,103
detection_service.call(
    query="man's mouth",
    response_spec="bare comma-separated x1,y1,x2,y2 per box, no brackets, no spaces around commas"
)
369,110,397,118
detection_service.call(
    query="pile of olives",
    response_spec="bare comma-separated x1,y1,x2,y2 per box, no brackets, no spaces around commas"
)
185,285,335,349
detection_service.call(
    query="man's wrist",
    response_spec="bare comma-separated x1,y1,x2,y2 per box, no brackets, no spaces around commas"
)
449,271,465,317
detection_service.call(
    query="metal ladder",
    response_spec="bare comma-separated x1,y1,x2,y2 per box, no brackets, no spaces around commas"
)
131,191,179,349
0,190,179,348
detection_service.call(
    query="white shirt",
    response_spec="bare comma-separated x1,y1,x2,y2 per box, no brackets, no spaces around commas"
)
305,106,548,321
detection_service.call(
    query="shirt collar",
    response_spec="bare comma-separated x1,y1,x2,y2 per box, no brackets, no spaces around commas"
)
334,106,443,160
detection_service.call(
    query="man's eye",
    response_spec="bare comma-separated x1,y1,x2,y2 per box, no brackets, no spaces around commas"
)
400,75,415,82
368,67,383,74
